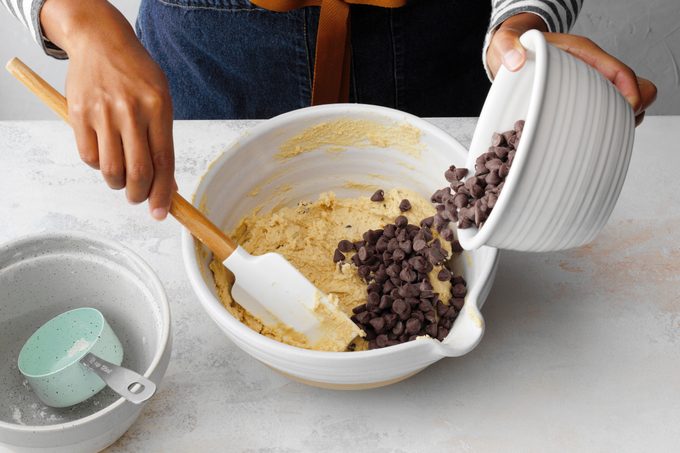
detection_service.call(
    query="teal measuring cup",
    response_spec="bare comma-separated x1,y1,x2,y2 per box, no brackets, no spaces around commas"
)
18,307,155,408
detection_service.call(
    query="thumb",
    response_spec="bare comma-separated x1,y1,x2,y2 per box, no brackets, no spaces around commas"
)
490,27,527,74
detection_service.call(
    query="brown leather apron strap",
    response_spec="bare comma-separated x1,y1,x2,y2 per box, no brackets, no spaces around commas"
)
251,0,406,105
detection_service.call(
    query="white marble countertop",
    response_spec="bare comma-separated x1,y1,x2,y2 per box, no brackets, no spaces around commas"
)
1,117,679,452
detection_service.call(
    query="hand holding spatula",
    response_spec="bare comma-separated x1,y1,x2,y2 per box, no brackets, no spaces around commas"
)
6,57,361,352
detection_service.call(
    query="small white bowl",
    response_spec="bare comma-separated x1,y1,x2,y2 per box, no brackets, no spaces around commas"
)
182,104,499,389
457,30,635,252
0,233,171,453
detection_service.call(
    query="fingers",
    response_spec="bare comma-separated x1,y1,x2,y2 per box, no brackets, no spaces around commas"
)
72,121,100,170
637,77,658,114
96,113,126,190
544,34,643,113
489,27,527,76
487,13,548,78
119,106,154,204
146,92,175,221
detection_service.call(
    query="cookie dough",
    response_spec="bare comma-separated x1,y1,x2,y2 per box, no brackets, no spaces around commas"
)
210,188,452,351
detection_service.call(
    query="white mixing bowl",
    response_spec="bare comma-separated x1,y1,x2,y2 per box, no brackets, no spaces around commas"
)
458,30,635,251
182,104,499,389
0,233,171,452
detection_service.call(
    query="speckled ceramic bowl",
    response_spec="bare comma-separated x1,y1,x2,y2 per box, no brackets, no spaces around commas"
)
182,104,499,389
0,233,171,453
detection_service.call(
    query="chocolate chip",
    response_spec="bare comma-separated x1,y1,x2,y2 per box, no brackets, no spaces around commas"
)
437,268,451,281
452,240,463,253
392,298,408,315
384,313,398,329
454,168,469,180
379,295,393,310
451,298,465,310
436,327,449,341
485,169,501,186
397,304,412,321
355,311,371,324
419,299,434,312
395,215,408,228
351,254,361,266
405,318,422,335
370,189,385,202
392,321,405,336
385,263,400,278
453,193,468,209
399,267,417,283
430,188,450,204
452,283,467,298
420,216,434,228
470,183,485,199
366,281,382,294
485,158,503,172
404,283,421,298
399,199,412,212
333,249,345,263
383,224,397,238
338,239,354,253
369,317,386,334
353,304,367,314
458,217,473,229
413,238,428,252
425,323,438,338
427,247,447,266
444,166,459,183
493,146,509,159
399,240,413,254
376,334,389,348
440,228,455,242
491,132,506,147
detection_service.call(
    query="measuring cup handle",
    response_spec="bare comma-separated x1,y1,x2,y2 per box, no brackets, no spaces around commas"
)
80,353,157,404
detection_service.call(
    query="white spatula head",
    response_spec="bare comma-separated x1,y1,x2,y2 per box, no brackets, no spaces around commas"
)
223,247,362,351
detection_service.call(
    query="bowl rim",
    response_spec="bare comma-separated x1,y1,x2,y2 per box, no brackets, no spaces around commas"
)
181,103,499,361
0,231,171,433
458,29,549,250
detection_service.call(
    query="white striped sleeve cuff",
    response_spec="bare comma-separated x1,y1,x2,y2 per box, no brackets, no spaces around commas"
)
482,0,583,80
1,0,67,59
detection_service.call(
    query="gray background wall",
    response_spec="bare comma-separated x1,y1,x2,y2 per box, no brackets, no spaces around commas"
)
0,0,678,119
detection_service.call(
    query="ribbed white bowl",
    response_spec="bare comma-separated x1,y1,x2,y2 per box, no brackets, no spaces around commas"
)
458,30,635,252
182,104,499,389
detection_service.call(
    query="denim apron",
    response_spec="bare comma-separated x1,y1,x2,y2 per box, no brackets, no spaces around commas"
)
136,0,491,119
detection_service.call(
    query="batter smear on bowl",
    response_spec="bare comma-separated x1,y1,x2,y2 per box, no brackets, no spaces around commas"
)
209,188,467,351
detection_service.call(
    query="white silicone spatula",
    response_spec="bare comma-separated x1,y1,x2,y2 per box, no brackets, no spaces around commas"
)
6,57,361,351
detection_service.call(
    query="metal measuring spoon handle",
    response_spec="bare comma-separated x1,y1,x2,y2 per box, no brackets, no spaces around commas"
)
80,353,157,404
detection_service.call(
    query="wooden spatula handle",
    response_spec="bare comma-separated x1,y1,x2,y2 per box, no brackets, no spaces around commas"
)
5,57,237,261
6,58,69,122
169,192,236,261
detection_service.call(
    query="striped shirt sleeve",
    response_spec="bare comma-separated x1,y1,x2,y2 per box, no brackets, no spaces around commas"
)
483,0,584,79
1,0,67,59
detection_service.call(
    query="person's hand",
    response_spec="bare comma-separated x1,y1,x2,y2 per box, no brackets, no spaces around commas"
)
41,0,175,220
487,13,657,126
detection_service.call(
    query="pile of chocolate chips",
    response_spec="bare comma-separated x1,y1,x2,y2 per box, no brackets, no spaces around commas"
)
431,119,524,230
334,194,467,350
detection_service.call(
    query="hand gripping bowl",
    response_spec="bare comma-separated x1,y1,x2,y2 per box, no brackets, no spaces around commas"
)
182,104,499,389
457,30,635,251
0,233,171,452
